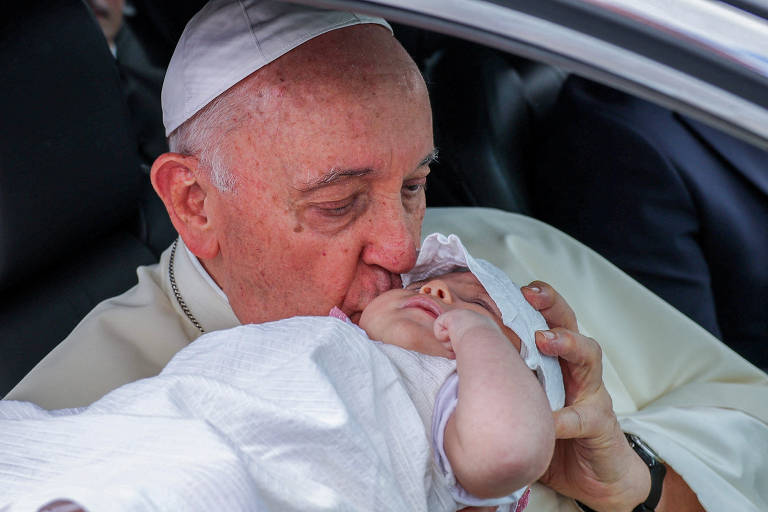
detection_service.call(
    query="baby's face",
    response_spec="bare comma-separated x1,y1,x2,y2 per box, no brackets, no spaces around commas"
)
359,271,521,357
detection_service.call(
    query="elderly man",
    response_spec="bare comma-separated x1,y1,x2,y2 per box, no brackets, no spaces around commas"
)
5,1,767,511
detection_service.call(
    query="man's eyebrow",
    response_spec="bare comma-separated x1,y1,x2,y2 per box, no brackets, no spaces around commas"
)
294,168,373,193
419,148,439,167
295,148,437,193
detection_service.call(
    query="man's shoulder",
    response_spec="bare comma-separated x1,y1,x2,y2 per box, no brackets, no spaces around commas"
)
5,251,191,409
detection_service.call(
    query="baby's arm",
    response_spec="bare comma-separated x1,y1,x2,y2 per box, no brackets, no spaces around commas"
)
434,309,555,499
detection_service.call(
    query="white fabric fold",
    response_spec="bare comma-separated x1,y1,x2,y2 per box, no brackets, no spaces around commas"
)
1,319,460,511
619,408,768,511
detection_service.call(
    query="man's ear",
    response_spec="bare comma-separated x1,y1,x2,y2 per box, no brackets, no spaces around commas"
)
150,153,219,259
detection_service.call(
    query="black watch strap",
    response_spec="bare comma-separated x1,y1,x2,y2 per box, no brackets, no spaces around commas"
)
575,433,666,512
625,433,666,511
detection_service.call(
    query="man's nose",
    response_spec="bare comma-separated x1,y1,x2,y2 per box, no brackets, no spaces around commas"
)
360,201,419,274
419,279,453,304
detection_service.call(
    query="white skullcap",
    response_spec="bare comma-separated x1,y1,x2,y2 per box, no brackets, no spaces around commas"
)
403,233,565,410
162,0,392,136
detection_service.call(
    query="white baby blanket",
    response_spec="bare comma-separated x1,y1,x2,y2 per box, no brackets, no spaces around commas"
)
1,319,439,511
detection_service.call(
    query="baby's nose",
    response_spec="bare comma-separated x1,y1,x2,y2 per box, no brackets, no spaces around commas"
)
419,279,453,304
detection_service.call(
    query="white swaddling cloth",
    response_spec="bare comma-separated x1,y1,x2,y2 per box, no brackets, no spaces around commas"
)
1,319,439,511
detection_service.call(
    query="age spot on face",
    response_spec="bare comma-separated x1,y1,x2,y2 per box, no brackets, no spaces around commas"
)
293,224,303,233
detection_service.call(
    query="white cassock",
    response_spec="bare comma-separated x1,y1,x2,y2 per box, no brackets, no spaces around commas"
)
4,207,768,511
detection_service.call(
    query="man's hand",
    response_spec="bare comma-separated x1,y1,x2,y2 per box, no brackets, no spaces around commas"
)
521,281,703,512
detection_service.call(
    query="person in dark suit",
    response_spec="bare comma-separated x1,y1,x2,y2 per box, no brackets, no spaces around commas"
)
87,0,168,166
114,23,168,166
532,75,768,369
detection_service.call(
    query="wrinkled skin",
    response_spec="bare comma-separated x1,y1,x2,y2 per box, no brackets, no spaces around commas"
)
154,25,433,325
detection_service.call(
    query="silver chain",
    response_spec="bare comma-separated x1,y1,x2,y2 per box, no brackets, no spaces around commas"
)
168,238,205,333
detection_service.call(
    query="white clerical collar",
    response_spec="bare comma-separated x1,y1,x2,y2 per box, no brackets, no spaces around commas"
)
182,241,230,304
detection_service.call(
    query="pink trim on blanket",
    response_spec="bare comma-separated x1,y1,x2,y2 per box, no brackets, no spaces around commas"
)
516,488,530,511
328,306,353,324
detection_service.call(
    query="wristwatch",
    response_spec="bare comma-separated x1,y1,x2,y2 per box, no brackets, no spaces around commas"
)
576,433,666,512
625,433,666,511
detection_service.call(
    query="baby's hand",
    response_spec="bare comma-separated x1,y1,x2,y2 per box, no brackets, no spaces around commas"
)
433,309,501,353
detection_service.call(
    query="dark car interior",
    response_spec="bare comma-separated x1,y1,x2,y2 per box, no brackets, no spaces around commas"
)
1,0,765,395
0,0,177,393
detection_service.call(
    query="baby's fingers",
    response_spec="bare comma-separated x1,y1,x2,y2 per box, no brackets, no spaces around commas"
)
433,313,452,342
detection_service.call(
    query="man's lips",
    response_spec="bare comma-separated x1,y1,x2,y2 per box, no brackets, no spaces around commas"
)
401,296,442,319
342,270,404,324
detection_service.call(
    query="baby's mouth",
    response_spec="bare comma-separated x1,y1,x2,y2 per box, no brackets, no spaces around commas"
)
401,296,442,319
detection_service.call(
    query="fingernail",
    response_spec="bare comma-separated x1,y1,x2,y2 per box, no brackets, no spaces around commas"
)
540,330,557,340
525,286,542,293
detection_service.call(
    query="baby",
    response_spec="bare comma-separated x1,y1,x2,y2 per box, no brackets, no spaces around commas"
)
334,233,564,511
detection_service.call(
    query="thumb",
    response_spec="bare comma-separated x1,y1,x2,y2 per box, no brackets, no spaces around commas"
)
552,406,587,439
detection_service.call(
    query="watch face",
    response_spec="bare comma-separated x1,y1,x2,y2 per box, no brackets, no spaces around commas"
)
627,433,664,464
